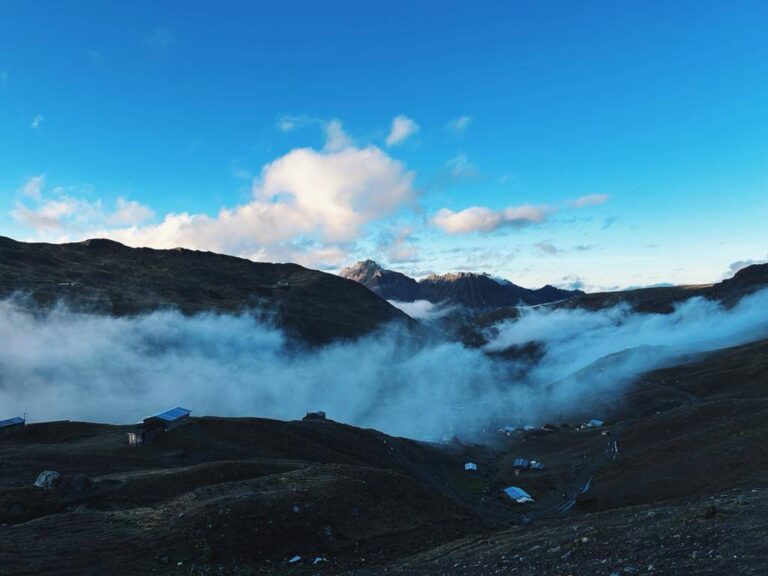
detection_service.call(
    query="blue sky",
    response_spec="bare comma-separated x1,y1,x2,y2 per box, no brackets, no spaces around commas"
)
1,1,767,290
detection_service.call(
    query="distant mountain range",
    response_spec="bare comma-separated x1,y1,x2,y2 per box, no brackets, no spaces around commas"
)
339,260,582,308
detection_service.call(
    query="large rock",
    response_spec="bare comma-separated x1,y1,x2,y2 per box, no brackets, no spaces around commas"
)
34,470,62,490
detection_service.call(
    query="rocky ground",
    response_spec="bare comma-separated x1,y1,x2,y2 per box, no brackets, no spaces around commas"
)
2,331,767,576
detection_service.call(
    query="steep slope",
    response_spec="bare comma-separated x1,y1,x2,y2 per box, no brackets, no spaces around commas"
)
339,259,421,301
340,260,581,308
0,236,414,344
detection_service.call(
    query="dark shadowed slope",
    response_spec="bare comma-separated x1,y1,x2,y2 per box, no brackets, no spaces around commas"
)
0,236,414,344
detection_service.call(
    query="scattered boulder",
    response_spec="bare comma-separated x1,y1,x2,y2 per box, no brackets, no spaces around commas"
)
34,470,62,490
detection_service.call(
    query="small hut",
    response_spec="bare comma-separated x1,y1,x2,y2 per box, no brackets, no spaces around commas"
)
128,407,191,446
503,486,534,503
0,416,25,436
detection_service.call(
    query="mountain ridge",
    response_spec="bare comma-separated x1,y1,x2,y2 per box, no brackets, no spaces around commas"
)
339,260,582,308
0,236,415,345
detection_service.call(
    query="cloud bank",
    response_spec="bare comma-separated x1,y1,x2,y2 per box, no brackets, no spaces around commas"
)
3,288,768,441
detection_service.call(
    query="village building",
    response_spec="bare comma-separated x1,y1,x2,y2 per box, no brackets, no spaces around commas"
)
0,416,25,436
464,462,477,471
127,407,191,446
503,486,534,503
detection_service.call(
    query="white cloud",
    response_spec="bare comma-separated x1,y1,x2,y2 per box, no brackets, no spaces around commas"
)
433,204,549,235
447,115,472,133
387,299,454,321
107,198,155,226
385,226,419,264
20,175,45,200
12,180,153,234
570,193,609,207
31,114,44,129
16,145,416,269
386,115,419,147
324,119,353,151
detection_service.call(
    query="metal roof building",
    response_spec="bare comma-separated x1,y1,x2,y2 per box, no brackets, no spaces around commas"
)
464,462,477,471
144,407,191,424
513,457,530,469
503,486,534,503
0,417,25,428
0,416,25,436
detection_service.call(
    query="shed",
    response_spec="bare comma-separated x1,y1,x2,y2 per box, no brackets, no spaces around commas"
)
464,462,477,471
143,407,192,430
503,486,534,503
0,416,25,436
530,461,546,471
585,419,604,428
128,407,191,446
513,457,530,469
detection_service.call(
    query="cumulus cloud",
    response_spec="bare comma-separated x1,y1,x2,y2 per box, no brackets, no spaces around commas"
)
570,193,609,207
11,141,415,269
433,204,549,235
446,115,472,134
12,178,154,233
386,115,419,146
101,145,414,265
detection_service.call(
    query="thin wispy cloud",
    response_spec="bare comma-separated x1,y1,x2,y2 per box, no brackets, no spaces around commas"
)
447,154,479,179
386,115,419,147
570,193,609,207
446,115,472,134
20,175,45,200
145,27,174,51
31,114,45,129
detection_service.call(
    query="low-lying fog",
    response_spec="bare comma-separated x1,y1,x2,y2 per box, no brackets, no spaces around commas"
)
3,288,768,440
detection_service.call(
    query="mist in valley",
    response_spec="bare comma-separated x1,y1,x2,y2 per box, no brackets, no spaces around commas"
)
2,288,768,441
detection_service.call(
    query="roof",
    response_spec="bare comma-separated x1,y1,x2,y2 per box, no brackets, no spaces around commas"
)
464,462,477,470
0,417,25,428
513,457,530,468
145,407,191,422
503,486,534,503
